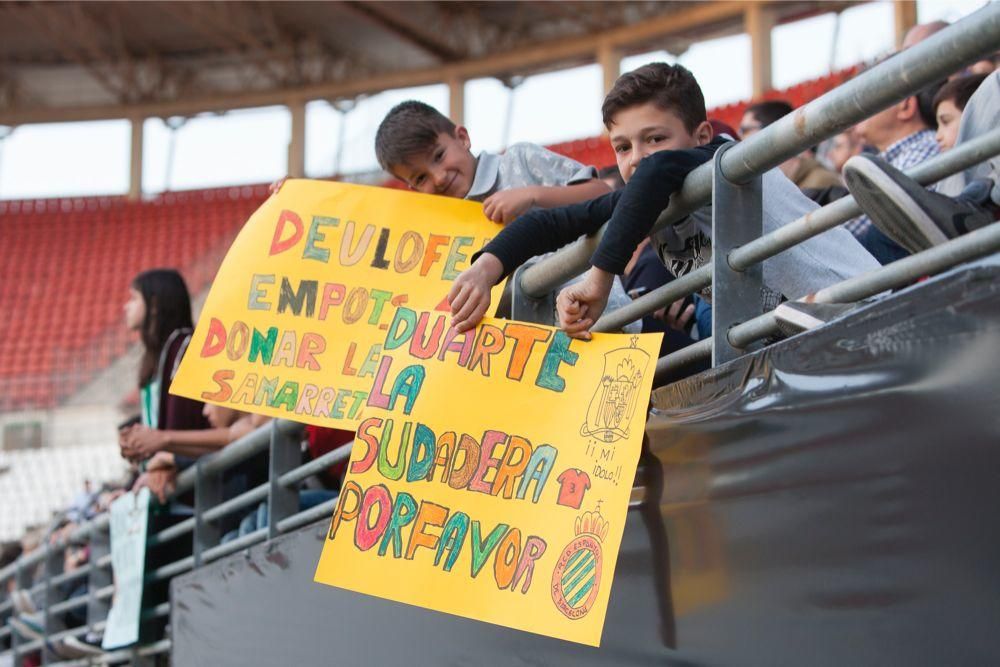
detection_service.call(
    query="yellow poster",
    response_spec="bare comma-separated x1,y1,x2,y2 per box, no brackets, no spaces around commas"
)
170,180,504,430
314,308,661,646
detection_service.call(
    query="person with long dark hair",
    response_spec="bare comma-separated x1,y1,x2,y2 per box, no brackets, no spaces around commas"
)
119,269,208,499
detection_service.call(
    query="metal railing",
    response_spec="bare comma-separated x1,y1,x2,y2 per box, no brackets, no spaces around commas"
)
0,418,348,666
2,5,1000,665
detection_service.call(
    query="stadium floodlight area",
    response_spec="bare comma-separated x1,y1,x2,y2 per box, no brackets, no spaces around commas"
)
1,4,999,664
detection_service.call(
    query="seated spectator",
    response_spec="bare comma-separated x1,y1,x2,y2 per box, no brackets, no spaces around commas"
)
933,74,989,152
741,100,842,190
844,75,945,263
825,128,864,174
843,71,999,256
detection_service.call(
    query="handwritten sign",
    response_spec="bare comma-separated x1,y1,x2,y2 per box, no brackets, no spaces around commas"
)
314,309,661,646
102,488,150,650
170,180,504,430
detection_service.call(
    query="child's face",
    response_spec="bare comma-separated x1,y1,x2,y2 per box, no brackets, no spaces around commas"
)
935,99,961,152
607,102,712,183
392,128,476,198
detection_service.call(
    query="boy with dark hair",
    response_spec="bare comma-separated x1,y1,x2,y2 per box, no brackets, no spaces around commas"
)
933,73,989,151
449,63,877,338
375,100,610,223
376,99,639,329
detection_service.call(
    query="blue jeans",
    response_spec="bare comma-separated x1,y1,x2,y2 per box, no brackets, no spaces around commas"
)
859,225,909,265
222,490,338,542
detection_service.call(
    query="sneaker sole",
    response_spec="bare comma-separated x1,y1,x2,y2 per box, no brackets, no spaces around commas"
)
845,157,949,253
774,303,825,333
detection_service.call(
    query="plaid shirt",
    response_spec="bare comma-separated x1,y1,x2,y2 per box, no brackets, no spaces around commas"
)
844,129,940,237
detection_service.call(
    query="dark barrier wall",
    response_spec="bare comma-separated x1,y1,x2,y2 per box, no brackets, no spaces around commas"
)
173,257,1000,666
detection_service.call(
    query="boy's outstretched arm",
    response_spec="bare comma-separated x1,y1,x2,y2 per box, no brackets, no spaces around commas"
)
449,253,504,332
555,141,724,338
590,140,723,275
482,179,611,224
449,190,621,331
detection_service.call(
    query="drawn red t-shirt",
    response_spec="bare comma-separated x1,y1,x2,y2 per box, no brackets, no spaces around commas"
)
556,469,592,509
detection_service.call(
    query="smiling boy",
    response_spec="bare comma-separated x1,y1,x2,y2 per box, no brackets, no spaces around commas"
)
375,100,639,328
449,63,878,337
375,100,610,222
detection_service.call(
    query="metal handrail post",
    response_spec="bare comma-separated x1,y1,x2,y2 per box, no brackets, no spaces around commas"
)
42,543,65,666
711,142,764,364
11,559,33,663
193,461,222,568
518,3,1000,298
87,523,112,643
267,420,302,540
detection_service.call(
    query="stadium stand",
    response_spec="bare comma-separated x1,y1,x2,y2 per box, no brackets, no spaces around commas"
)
0,185,270,411
0,444,125,539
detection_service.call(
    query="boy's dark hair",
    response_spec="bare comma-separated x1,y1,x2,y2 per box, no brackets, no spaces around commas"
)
932,73,988,114
744,100,794,128
914,79,947,129
375,100,457,171
602,63,706,133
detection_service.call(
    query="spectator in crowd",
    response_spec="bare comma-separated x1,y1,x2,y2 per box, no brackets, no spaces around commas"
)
933,74,989,152
825,128,865,174
118,268,210,491
843,75,945,263
741,100,843,190
65,479,96,524
120,269,208,455
843,71,998,257
449,63,878,337
375,100,639,331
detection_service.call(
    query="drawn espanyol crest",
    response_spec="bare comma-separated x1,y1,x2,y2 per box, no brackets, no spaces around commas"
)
580,336,650,442
550,505,609,620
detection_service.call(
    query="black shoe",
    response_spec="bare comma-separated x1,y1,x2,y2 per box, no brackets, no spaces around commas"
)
774,301,855,335
844,154,997,254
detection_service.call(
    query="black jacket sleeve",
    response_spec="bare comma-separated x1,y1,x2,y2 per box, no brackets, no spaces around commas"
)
590,139,724,274
472,189,622,280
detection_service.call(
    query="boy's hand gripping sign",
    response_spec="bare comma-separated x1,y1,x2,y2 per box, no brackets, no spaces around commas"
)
171,180,504,429
313,309,661,646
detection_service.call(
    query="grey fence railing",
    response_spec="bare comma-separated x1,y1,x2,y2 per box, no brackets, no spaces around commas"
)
2,4,999,665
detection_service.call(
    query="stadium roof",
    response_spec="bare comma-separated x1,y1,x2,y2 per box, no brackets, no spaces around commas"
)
0,0,859,125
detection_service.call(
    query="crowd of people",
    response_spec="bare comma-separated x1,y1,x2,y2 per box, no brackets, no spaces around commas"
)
2,16,998,665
